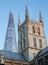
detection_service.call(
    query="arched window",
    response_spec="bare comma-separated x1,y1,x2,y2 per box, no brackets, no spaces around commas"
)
21,42,22,51
24,39,25,49
39,39,42,48
32,26,35,34
33,38,37,47
38,27,40,35
23,27,25,35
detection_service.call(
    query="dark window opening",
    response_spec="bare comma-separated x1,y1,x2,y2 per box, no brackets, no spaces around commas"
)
38,27,40,35
24,39,25,49
39,39,42,48
33,38,37,47
32,26,35,34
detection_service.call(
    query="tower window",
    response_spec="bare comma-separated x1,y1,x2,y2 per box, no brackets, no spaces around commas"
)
23,27,25,35
21,42,22,51
32,26,35,34
33,38,37,47
39,39,42,48
20,31,22,39
24,39,25,49
38,27,40,35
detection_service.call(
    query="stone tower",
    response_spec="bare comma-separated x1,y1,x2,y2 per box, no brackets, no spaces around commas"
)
4,11,16,52
18,7,47,61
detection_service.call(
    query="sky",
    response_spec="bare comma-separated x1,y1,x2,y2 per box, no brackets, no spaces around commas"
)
0,0,48,50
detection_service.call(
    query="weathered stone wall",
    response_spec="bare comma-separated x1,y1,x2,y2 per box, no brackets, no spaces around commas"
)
4,59,29,65
18,19,47,61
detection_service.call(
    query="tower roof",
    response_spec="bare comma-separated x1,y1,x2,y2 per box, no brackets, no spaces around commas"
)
0,50,26,61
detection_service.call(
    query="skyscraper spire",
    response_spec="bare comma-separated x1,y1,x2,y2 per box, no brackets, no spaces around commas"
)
4,11,16,52
25,6,29,21
9,11,14,22
39,11,43,24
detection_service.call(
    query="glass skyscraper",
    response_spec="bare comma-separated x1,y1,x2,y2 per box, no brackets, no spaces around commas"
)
4,12,16,52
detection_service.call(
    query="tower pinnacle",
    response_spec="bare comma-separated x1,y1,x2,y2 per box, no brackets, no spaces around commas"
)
1,51,4,64
39,11,43,24
18,14,21,27
25,6,29,21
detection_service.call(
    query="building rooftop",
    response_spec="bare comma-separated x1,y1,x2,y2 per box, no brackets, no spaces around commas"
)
0,50,26,62
36,46,48,58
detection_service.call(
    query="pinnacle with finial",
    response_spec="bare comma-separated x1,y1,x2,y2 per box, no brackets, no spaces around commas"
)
39,11,43,23
18,14,20,23
1,51,4,64
26,6,29,17
18,13,21,27
25,6,29,21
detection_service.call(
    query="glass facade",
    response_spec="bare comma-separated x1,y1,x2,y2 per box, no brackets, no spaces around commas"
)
4,12,16,52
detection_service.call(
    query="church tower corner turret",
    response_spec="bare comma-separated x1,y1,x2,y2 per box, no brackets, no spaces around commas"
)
18,14,21,28
39,11,44,26
25,6,29,21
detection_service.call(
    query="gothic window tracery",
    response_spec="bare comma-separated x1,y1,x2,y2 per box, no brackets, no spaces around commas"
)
39,39,42,48
21,42,22,51
24,39,25,49
33,38,37,47
38,27,40,35
32,26,35,34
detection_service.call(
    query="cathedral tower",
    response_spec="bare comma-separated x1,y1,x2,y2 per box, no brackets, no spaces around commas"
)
4,11,16,52
18,7,47,61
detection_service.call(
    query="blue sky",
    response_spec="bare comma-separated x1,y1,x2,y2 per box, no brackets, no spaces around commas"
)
0,0,48,50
